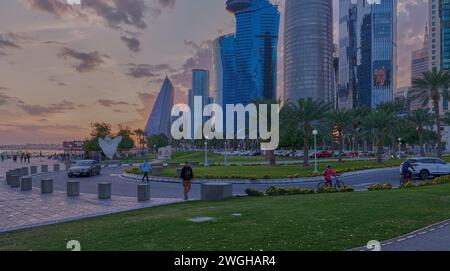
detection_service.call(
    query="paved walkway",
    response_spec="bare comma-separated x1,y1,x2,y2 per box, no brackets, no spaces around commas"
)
0,179,182,233
0,158,62,177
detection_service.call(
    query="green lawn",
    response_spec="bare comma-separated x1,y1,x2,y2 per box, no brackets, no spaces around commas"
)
143,159,400,179
2,184,450,251
167,151,281,164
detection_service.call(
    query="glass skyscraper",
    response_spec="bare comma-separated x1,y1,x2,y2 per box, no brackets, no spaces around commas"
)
284,0,334,104
145,77,174,138
356,0,397,108
339,0,358,109
213,34,236,107
224,0,280,104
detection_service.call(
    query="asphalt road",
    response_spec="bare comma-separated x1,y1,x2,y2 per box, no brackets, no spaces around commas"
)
30,166,401,200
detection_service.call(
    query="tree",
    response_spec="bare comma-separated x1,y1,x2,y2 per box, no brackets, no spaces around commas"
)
84,122,112,152
117,125,135,151
282,98,329,167
348,106,370,153
326,109,353,162
407,109,434,156
148,134,169,150
411,68,450,157
363,108,394,164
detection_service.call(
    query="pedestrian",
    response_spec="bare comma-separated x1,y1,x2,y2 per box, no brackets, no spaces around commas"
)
180,161,194,201
141,159,151,183
13,154,17,162
20,153,24,163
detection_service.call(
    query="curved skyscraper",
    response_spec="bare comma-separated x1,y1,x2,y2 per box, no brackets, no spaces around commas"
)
145,76,174,138
284,0,334,104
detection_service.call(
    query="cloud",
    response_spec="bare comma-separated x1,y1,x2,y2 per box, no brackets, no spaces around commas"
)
59,47,108,72
120,36,141,52
48,76,67,87
125,63,176,78
17,100,77,115
0,37,21,49
136,91,156,118
97,99,137,107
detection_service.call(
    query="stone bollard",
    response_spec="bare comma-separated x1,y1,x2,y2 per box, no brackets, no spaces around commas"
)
5,171,14,185
53,164,60,172
21,177,32,191
152,166,164,176
9,175,21,188
201,183,233,201
137,183,151,202
41,165,48,173
176,168,183,178
30,166,38,175
67,181,80,197
98,183,112,200
20,167,29,176
41,179,53,194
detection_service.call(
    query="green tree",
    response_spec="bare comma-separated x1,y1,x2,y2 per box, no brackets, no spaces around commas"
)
282,98,329,167
148,134,169,150
117,125,135,151
411,68,450,157
83,122,112,152
326,109,353,162
407,109,434,156
363,108,394,164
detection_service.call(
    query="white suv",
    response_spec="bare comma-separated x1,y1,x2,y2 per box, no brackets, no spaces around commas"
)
401,157,450,180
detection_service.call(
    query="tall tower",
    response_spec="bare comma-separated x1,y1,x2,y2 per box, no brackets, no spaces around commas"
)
226,0,280,104
284,0,334,104
145,77,174,138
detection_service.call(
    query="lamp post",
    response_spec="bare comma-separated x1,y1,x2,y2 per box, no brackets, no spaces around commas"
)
204,141,209,167
398,138,402,158
313,130,318,174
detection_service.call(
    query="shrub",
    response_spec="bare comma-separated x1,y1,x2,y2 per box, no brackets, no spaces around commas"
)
418,181,434,187
368,183,383,191
125,167,142,175
245,189,265,197
383,183,393,190
265,186,314,196
339,185,354,193
434,175,450,185
317,187,338,194
399,181,416,189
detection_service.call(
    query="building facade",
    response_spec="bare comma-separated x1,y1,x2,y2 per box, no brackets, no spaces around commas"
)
411,26,431,111
145,77,174,138
284,0,334,104
338,0,358,109
213,34,236,107
226,0,280,104
356,0,397,108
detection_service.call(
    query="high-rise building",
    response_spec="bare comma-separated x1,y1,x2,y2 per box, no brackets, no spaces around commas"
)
429,0,442,69
226,0,280,104
145,76,174,138
356,0,397,108
213,34,236,107
284,0,334,104
338,0,358,109
192,69,210,106
411,25,430,111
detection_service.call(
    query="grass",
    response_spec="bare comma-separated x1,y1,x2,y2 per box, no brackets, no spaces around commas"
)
2,184,450,251
167,151,285,164
140,159,400,179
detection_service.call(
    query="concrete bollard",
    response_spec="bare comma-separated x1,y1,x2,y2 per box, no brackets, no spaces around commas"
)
137,183,151,202
21,177,32,191
41,165,48,173
152,166,164,176
176,168,183,178
30,166,38,175
53,164,60,172
98,183,112,200
20,167,29,176
201,183,233,201
67,181,80,197
9,175,21,188
5,171,14,185
41,179,53,194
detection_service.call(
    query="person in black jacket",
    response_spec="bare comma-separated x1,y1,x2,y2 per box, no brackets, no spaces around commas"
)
180,161,194,200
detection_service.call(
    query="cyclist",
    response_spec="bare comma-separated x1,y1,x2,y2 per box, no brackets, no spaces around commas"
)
323,165,337,188
401,160,416,182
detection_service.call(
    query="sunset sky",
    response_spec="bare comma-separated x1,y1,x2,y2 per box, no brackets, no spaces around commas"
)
0,0,429,144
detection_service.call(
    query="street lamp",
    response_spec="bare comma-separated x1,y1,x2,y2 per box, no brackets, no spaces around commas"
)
398,138,402,158
204,141,209,167
313,130,318,174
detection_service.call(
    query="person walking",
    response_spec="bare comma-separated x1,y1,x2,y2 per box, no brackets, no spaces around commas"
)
141,159,151,183
180,161,194,201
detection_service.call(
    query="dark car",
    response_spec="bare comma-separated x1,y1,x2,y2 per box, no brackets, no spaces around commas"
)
68,160,101,178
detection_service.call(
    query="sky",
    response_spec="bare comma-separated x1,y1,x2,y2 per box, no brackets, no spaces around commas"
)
0,0,429,144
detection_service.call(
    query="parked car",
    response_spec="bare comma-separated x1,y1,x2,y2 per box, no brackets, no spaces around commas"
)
400,157,450,180
68,160,101,178
317,150,333,159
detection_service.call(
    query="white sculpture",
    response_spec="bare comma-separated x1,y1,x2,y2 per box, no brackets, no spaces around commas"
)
98,136,122,160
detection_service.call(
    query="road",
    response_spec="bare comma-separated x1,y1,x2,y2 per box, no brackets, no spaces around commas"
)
29,166,401,200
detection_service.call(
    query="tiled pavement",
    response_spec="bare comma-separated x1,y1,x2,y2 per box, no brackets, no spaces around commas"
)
0,182,183,233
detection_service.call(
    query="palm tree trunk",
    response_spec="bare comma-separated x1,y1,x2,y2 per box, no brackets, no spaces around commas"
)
338,130,343,163
303,136,310,168
376,135,383,164
434,99,443,158
418,127,425,157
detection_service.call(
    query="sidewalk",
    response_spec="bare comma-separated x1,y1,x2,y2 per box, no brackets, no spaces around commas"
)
0,158,62,177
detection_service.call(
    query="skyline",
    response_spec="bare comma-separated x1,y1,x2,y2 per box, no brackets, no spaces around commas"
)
0,0,429,144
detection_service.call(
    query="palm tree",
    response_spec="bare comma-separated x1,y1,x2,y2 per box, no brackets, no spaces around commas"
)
348,106,370,153
327,109,353,162
133,128,145,155
411,68,450,157
407,109,434,156
363,109,395,164
282,98,329,167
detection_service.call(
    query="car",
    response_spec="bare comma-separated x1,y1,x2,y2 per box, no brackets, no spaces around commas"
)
68,160,101,178
400,157,450,180
317,150,333,159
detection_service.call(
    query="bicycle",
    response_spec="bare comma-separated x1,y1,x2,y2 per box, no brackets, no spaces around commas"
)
400,171,416,186
317,176,346,190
